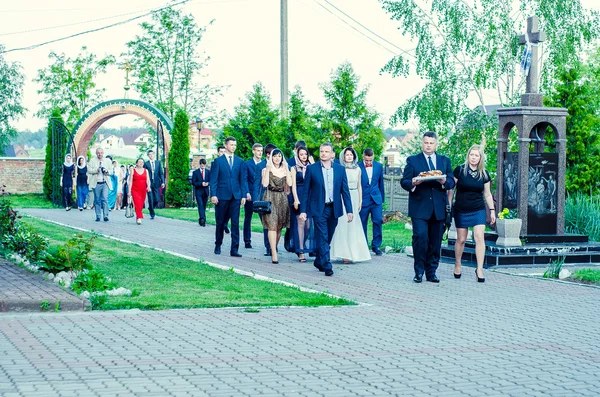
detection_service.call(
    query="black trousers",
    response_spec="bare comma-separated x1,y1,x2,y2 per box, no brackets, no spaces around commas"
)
411,213,445,278
215,198,240,252
243,200,254,244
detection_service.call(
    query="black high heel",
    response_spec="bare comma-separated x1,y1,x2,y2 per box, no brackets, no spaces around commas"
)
475,269,485,283
453,272,462,279
272,260,279,264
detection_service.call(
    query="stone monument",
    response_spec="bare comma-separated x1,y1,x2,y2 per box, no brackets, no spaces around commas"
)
496,16,568,236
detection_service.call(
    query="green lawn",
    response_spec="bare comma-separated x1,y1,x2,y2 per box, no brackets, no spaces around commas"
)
10,193,414,249
21,217,355,310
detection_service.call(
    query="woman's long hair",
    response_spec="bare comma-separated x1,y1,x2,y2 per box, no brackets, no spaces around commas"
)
339,147,358,169
76,155,86,169
462,144,487,180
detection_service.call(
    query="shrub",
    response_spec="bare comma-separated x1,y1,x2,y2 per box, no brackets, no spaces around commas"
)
0,199,19,237
165,109,191,207
72,269,116,294
39,234,96,274
565,193,600,242
543,257,565,279
2,223,48,261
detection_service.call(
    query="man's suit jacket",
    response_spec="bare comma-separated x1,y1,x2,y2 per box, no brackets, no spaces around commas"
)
209,153,248,200
87,156,113,190
144,160,164,187
243,158,261,200
191,168,211,196
400,153,455,221
358,161,385,207
253,159,267,201
300,161,353,219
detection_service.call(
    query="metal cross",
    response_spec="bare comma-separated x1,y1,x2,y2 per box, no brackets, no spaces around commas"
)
119,60,134,98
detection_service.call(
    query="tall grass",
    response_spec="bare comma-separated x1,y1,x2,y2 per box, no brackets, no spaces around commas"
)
565,193,600,242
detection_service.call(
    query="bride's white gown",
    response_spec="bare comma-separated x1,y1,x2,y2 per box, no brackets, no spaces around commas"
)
330,167,371,262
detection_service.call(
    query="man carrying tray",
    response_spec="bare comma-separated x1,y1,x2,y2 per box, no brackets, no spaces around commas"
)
400,131,455,283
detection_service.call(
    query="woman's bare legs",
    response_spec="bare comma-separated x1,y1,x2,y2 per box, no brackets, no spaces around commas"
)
454,228,468,275
473,225,486,279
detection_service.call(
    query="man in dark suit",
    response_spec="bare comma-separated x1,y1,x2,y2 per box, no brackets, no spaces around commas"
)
209,136,248,257
254,143,277,256
144,150,164,220
211,146,230,234
358,148,385,256
191,158,210,226
401,131,455,283
242,143,263,248
299,142,353,277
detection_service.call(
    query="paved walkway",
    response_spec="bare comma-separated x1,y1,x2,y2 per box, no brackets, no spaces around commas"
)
0,208,599,396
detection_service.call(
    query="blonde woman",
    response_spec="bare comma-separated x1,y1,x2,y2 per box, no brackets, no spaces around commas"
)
448,144,496,282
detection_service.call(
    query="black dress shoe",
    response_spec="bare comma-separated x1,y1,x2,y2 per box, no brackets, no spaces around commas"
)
200,219,206,227
150,215,155,220
427,275,440,283
95,217,101,222
314,263,325,272
103,217,109,222
230,251,242,257
324,269,334,276
198,218,202,225
413,274,423,283
245,243,252,249
264,250,272,256
214,246,221,255
372,247,383,256
225,227,230,234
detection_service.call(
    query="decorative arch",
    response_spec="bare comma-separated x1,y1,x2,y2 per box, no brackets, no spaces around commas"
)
72,99,174,167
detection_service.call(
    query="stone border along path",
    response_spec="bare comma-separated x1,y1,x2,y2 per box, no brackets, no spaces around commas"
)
0,207,598,397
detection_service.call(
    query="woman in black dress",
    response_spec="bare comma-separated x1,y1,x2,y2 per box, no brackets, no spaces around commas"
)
75,155,89,210
261,149,292,264
62,154,75,211
449,144,496,282
291,146,315,262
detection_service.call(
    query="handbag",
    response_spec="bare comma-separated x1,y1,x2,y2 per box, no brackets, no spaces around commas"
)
124,201,134,218
252,185,272,214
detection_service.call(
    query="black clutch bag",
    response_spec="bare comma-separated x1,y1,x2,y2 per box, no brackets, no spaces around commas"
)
445,205,453,229
253,186,272,214
253,200,272,214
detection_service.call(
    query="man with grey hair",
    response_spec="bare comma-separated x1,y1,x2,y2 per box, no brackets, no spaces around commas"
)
299,142,353,277
87,148,113,222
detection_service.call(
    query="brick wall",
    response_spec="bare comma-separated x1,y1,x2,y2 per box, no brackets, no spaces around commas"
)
0,158,45,194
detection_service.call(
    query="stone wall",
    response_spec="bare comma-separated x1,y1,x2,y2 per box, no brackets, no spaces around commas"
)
0,158,45,194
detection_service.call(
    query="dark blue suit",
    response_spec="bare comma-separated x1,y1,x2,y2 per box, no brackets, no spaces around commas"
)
358,161,385,250
401,153,454,278
300,161,353,271
209,154,249,253
191,167,210,223
242,158,262,245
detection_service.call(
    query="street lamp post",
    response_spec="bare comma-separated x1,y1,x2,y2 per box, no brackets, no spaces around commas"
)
195,118,203,152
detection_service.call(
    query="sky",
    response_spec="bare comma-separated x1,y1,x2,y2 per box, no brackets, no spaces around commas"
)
2,0,599,133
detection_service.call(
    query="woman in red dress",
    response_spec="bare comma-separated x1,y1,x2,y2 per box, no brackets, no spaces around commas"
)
128,158,151,225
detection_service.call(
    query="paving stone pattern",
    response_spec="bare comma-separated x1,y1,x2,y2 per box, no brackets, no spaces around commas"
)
0,208,598,396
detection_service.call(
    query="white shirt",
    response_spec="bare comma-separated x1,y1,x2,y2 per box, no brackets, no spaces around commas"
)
364,163,373,184
423,152,437,170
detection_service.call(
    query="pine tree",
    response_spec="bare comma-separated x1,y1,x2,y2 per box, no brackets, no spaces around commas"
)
43,108,67,203
165,110,191,207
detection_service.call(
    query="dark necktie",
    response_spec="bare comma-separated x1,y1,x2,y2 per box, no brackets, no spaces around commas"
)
228,156,233,168
428,156,435,171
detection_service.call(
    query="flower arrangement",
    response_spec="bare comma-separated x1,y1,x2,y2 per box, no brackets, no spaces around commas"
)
498,208,518,220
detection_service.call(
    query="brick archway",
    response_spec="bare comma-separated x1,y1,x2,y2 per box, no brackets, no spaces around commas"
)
72,99,174,168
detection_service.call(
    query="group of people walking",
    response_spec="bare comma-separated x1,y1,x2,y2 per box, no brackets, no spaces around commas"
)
197,136,385,277
61,148,165,225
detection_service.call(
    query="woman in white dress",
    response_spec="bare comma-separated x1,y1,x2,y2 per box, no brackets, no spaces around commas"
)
330,147,371,263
